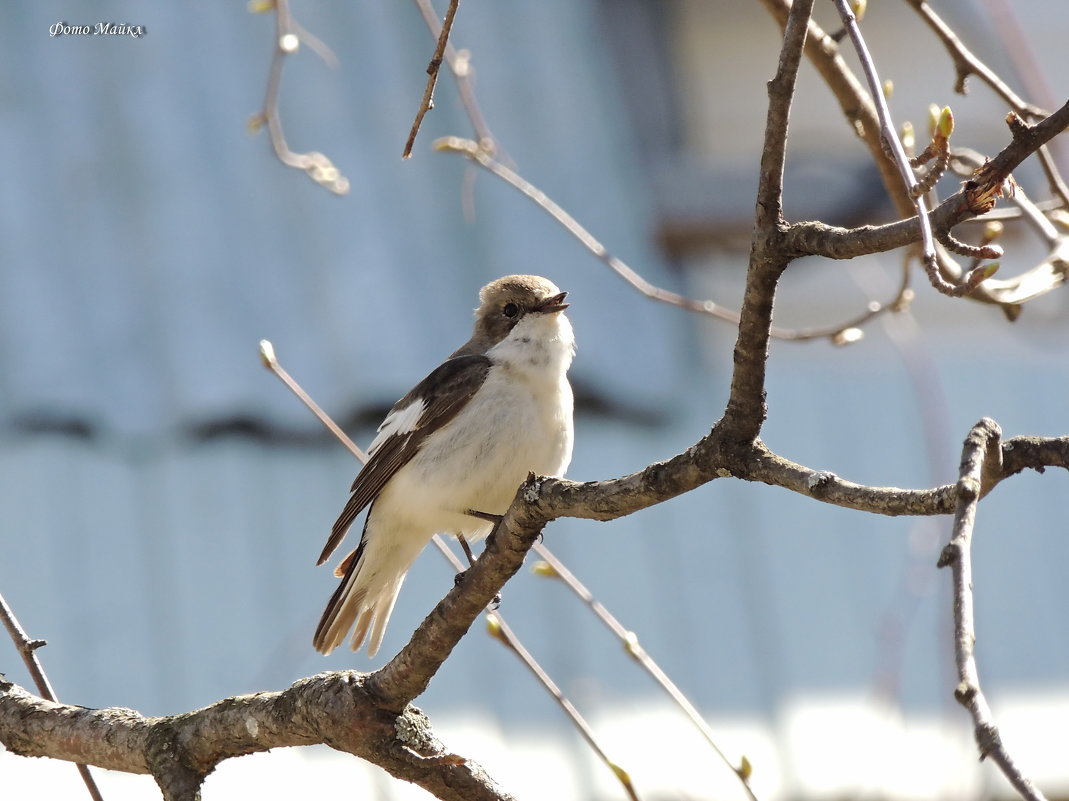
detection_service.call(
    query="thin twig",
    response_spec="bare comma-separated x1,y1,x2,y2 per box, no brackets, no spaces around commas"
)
403,0,460,159
832,0,995,297
258,341,365,462
531,545,760,801
902,0,1069,210
410,0,496,152
415,0,903,344
251,0,349,194
428,533,640,801
432,139,740,322
902,0,1044,116
0,593,105,801
956,198,1066,224
485,611,642,801
434,136,902,343
936,420,1048,801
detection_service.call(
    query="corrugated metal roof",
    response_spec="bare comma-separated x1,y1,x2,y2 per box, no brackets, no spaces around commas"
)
1,0,685,439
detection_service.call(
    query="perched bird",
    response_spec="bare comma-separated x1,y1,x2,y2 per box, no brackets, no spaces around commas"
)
314,275,576,657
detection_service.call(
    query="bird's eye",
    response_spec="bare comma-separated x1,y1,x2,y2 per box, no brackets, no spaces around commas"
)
503,303,519,318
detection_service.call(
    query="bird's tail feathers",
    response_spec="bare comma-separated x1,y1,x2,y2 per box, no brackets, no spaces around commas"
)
313,541,408,658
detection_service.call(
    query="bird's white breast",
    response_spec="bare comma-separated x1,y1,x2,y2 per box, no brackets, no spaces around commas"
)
372,311,575,540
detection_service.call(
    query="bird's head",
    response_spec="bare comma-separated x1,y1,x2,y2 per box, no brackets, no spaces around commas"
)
470,275,570,351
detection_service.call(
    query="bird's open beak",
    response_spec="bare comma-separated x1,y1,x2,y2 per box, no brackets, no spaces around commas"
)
535,291,569,314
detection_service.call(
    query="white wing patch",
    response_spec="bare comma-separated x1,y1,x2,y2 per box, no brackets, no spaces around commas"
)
367,397,425,456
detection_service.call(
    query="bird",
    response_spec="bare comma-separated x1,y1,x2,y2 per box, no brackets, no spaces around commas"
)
313,274,576,657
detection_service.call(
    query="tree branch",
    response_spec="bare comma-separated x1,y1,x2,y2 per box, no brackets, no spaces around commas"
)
250,0,349,194
366,475,550,710
0,593,105,801
757,0,1064,312
0,671,512,801
902,0,1046,117
784,100,1069,262
936,420,1048,801
757,0,906,215
403,0,460,159
725,0,814,442
902,0,1069,209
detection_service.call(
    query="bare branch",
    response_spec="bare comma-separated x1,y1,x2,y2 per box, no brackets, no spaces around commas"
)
725,0,814,442
758,0,906,213
968,104,1069,213
0,593,105,801
784,103,1069,263
403,0,460,159
936,420,1048,801
754,0,814,228
830,0,994,297
433,136,894,344
485,612,643,801
433,137,748,324
502,431,1069,528
758,0,1016,310
421,11,904,345
902,0,1045,116
251,0,349,195
901,0,1069,209
532,548,761,801
411,0,496,150
0,672,512,801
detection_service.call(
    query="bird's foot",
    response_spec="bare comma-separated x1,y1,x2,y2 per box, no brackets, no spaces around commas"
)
452,530,502,608
465,508,503,526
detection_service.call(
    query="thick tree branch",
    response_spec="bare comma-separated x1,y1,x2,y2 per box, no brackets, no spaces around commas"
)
367,474,551,710
724,0,814,443
3,424,1066,796
754,0,812,228
0,671,511,801
488,433,1069,528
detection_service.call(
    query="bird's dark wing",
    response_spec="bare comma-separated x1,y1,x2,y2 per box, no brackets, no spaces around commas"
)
316,354,492,565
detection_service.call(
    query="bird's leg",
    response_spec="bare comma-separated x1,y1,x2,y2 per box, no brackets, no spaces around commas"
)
454,511,505,609
465,509,503,526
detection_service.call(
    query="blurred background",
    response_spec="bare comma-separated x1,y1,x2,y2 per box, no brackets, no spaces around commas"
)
2,1,1067,799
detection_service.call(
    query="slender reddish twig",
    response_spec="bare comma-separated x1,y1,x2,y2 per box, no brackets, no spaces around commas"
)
403,0,461,159
0,593,105,801
532,545,760,801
